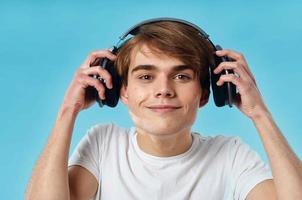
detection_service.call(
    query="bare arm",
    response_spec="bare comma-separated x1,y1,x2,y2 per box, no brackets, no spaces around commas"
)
68,166,99,200
248,111,302,199
25,105,78,200
215,49,302,200
25,50,116,200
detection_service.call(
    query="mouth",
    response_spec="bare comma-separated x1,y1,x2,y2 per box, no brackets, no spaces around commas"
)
146,105,182,113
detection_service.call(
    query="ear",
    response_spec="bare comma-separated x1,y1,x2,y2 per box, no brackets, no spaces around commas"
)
120,85,129,105
199,89,209,108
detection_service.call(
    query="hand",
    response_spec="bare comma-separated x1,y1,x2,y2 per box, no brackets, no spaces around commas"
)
214,49,269,119
61,49,117,113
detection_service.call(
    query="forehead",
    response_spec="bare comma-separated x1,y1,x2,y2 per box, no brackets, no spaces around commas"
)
129,44,185,69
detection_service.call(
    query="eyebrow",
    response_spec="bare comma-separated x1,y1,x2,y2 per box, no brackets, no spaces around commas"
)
130,64,195,74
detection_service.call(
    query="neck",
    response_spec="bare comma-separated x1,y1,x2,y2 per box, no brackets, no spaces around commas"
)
136,129,193,157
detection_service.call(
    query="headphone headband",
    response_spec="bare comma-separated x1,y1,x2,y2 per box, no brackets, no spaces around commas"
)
117,17,215,48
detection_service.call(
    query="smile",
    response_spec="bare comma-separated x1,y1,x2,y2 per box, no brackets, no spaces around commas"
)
146,105,182,113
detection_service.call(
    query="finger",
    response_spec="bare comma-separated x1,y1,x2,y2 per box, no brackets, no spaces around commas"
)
216,74,244,97
215,49,256,85
217,73,256,97
216,73,241,87
81,49,117,69
77,73,106,100
82,66,113,89
213,61,247,80
215,49,247,63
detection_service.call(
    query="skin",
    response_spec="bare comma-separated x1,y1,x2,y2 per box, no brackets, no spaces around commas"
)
25,45,302,200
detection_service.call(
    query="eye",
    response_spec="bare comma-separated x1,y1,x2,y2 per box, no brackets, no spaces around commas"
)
138,74,152,80
174,74,192,80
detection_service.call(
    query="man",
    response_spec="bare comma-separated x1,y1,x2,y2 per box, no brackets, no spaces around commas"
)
26,19,302,200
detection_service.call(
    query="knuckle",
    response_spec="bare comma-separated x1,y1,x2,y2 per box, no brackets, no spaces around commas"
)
237,53,244,59
90,50,98,56
94,79,104,89
229,74,236,80
233,62,240,69
104,70,111,78
224,74,234,82
220,74,228,80
238,61,245,67
105,49,111,54
77,74,86,84
92,78,100,85
89,51,100,60
74,70,82,78
97,67,105,74
101,68,112,80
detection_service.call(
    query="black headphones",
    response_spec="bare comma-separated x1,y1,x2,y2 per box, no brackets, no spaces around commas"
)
86,17,237,108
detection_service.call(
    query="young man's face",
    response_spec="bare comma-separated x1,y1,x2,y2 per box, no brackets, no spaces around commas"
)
121,45,205,136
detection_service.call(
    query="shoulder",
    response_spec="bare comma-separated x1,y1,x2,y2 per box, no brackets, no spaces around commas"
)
85,123,133,148
193,133,242,150
88,123,128,133
195,133,267,169
87,123,131,138
192,133,252,160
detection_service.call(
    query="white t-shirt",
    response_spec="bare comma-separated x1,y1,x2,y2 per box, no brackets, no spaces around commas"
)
68,123,272,200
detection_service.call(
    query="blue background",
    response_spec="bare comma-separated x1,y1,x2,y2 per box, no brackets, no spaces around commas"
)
0,0,301,199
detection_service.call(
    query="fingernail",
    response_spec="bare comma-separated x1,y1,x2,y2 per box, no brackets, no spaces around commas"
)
107,81,113,89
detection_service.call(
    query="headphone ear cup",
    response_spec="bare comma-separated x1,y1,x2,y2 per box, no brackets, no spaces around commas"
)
210,55,236,107
210,55,226,107
98,46,122,107
102,55,122,107
87,46,122,108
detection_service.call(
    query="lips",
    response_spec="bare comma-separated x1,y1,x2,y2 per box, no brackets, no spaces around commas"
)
146,105,182,113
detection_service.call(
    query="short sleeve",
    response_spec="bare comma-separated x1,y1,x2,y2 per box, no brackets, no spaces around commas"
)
228,137,273,200
68,125,103,182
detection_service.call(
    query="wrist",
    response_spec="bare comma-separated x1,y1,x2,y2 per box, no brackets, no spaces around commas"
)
58,103,81,120
250,106,272,123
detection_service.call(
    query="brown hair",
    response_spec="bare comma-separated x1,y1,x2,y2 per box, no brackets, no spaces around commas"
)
115,21,215,97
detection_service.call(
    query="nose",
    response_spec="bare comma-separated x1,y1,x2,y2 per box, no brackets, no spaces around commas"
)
154,77,175,98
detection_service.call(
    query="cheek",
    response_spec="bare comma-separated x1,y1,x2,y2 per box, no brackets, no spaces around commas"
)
127,86,147,109
183,99,200,117
182,85,201,106
180,86,202,118
126,86,149,127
